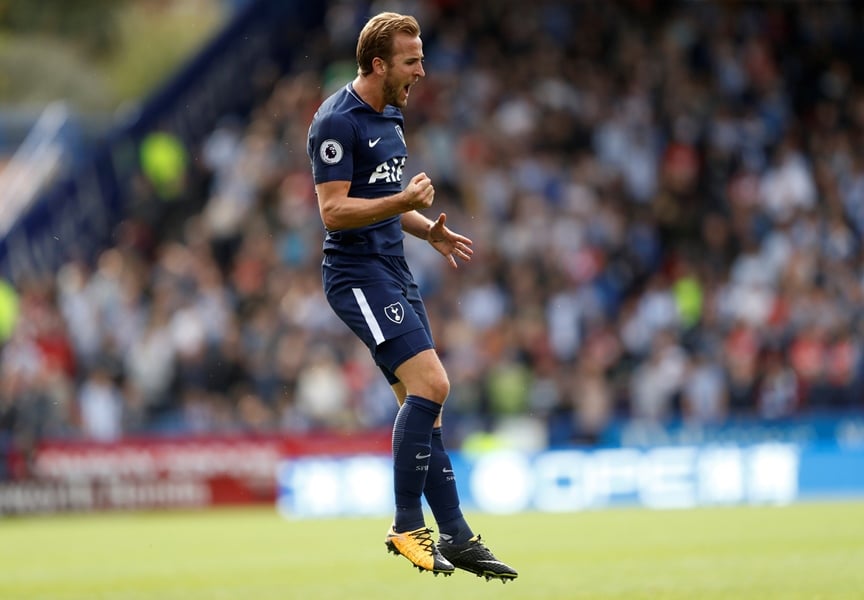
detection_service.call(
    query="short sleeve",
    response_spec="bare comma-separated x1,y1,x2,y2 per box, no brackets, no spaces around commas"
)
308,111,356,184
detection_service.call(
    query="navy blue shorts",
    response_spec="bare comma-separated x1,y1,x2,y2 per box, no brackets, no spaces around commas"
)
323,253,434,384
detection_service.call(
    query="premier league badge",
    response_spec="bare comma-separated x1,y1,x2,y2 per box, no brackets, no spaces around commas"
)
320,139,343,164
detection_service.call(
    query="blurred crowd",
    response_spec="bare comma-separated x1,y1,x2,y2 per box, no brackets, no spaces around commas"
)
3,0,864,458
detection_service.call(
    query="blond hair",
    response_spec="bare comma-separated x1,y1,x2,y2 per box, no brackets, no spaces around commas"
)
356,12,420,76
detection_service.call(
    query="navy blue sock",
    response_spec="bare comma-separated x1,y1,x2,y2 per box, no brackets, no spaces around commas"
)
425,427,474,544
392,395,440,532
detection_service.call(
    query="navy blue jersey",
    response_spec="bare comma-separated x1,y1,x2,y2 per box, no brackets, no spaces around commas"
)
307,83,408,256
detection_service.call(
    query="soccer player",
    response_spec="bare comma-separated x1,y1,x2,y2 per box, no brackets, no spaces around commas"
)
306,11,518,583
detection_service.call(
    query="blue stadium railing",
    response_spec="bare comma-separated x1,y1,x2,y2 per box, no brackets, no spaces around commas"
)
0,0,326,282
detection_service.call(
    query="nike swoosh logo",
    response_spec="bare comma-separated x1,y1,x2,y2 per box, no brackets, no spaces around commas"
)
415,452,431,459
477,560,508,565
442,468,454,473
368,137,381,147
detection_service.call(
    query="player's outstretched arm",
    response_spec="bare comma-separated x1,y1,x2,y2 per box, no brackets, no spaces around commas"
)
403,211,474,269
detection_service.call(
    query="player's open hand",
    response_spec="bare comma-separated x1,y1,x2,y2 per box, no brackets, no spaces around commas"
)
428,212,473,269
404,172,435,210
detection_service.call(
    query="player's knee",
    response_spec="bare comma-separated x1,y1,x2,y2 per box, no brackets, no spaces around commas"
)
413,368,449,404
428,372,450,403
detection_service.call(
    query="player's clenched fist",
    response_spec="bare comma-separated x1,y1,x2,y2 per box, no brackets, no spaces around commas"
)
404,172,435,210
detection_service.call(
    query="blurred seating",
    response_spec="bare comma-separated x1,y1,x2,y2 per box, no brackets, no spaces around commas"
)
2,1,863,457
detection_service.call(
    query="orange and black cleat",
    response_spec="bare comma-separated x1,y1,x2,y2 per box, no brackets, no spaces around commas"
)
385,526,455,576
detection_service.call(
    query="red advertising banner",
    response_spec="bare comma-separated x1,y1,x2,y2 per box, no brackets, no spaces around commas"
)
0,430,391,515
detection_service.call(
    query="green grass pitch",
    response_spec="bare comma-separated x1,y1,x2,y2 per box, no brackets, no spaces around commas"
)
2,502,863,600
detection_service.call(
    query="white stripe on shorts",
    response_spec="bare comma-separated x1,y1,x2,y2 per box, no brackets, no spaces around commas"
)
352,287,385,345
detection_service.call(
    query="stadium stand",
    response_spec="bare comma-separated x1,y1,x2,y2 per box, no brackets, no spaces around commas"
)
2,0,864,479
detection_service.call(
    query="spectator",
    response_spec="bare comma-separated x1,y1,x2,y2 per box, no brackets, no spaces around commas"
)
77,362,124,441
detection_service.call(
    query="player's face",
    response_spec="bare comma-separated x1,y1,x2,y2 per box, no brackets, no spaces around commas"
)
383,33,425,108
